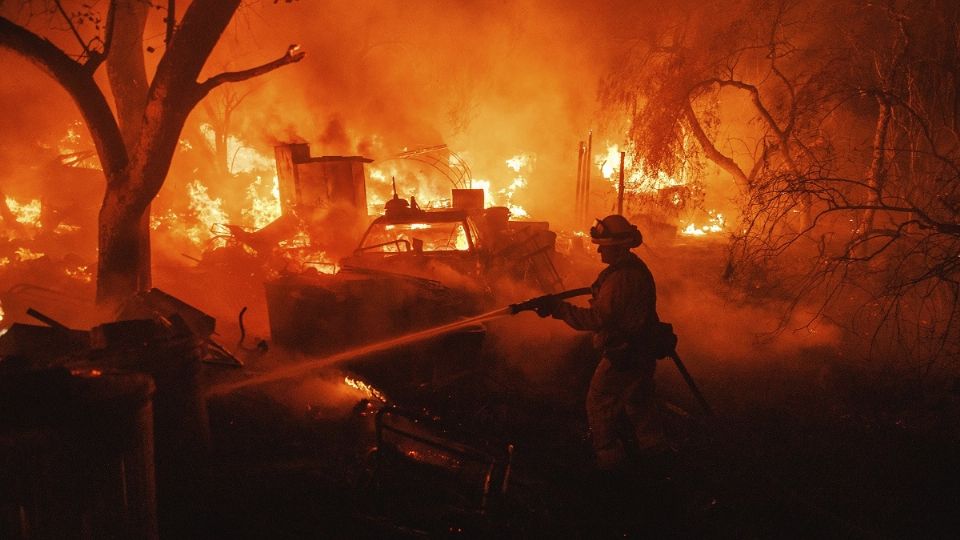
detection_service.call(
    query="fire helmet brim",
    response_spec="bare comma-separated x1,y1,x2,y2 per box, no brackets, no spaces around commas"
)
590,232,642,248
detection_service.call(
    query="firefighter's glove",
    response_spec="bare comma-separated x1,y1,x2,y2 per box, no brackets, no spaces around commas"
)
510,294,561,316
532,294,561,318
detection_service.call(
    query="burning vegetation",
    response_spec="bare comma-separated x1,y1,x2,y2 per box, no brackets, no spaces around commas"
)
2,0,960,538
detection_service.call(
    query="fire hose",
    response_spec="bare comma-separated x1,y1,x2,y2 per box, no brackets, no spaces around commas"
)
209,287,710,410
508,287,592,314
511,287,713,415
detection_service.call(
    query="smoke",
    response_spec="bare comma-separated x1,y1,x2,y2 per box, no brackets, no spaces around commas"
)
639,243,842,372
193,0,641,226
0,0,705,234
2,1,840,376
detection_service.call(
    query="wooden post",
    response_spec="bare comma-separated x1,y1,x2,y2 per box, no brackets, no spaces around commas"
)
274,143,309,214
617,151,626,215
576,141,585,225
580,130,593,223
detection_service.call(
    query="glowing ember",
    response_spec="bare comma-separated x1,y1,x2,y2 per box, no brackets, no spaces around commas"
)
302,258,338,274
344,376,387,402
365,221,471,252
58,121,82,148
278,229,311,249
5,196,42,227
54,222,81,234
65,265,93,283
0,300,5,326
385,223,431,230
70,368,103,377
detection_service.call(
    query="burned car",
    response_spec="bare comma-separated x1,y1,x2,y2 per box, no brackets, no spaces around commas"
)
265,195,489,356
264,188,566,354
341,199,483,283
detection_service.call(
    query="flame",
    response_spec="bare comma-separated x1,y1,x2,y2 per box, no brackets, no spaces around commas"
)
385,223,431,230
367,163,455,212
506,154,528,172
241,175,282,229
270,227,338,274
14,247,44,261
55,121,101,169
70,368,103,377
367,152,533,217
596,143,686,193
344,376,387,402
187,180,230,247
502,154,531,218
455,225,470,250
599,144,622,179
279,229,311,249
450,154,533,219
5,197,42,228
65,264,93,283
680,211,725,236
199,124,276,174
302,258,338,274
57,121,82,151
0,299,5,326
367,168,389,214
54,222,81,235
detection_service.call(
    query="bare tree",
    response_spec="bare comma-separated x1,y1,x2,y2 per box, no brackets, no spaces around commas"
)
600,0,960,371
0,0,304,304
201,82,260,178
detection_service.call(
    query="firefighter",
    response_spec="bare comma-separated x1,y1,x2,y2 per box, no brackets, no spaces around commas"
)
533,214,666,470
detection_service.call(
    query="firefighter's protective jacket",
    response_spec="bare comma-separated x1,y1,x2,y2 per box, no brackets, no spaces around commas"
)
552,252,659,360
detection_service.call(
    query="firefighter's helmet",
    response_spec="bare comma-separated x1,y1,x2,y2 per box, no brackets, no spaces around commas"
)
590,215,643,248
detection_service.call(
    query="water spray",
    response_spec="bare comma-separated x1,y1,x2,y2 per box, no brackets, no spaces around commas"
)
206,287,593,396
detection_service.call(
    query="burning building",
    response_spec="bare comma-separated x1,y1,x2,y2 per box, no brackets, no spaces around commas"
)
2,0,960,538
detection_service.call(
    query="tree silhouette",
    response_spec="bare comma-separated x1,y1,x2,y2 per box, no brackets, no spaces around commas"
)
0,0,304,304
600,0,960,371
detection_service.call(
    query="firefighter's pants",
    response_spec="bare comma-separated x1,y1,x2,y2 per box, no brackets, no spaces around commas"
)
586,356,663,469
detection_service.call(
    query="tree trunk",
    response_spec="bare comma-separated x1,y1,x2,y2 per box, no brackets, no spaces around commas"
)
108,0,152,297
858,96,892,257
97,181,148,305
4,0,292,306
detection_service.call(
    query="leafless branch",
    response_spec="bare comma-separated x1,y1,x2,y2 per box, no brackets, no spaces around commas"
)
53,0,91,58
166,0,176,44
194,44,305,103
